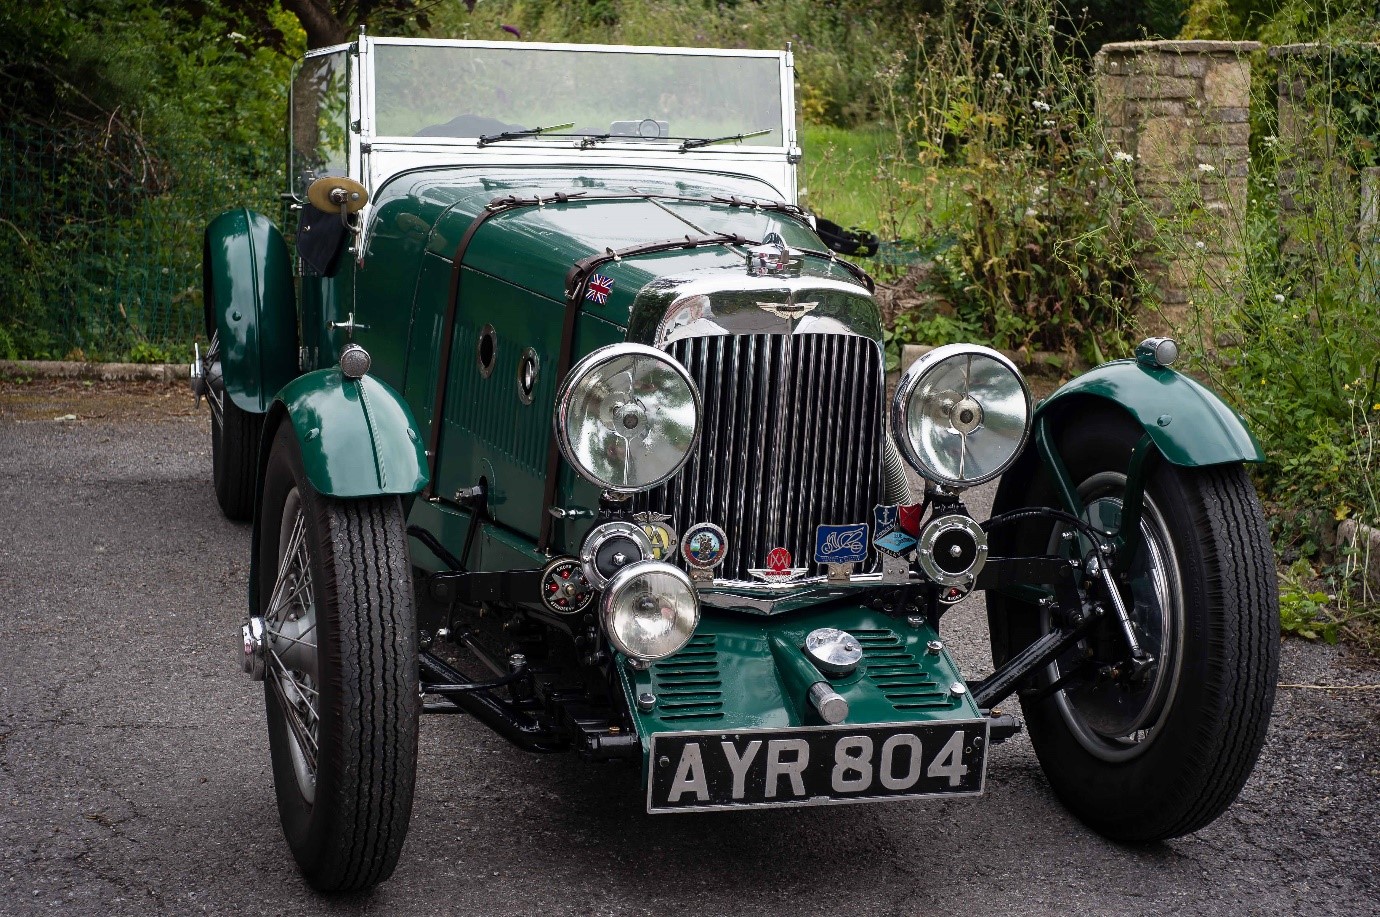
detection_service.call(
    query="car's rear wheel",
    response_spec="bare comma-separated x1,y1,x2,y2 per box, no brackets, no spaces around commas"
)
988,405,1279,841
207,332,262,521
257,422,419,892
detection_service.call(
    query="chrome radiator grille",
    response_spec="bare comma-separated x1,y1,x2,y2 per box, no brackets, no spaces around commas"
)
635,333,885,581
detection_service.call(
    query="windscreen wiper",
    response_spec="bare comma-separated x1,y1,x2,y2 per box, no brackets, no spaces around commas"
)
679,128,773,152
477,122,576,147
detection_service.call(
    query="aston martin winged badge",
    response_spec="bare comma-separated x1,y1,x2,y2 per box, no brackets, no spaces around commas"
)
755,295,818,320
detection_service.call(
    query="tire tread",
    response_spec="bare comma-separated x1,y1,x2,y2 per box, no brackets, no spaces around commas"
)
1157,463,1278,838
315,496,418,891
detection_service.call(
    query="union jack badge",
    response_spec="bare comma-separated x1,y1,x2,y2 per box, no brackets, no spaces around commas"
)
585,273,614,304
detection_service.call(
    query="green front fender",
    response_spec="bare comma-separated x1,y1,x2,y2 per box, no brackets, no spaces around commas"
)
203,208,298,413
271,369,429,498
1039,359,1264,466
247,369,427,615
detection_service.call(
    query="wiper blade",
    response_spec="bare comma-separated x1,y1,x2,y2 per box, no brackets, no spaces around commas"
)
679,128,773,152
477,122,576,147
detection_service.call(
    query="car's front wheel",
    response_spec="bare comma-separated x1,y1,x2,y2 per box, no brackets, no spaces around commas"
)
257,422,419,892
988,405,1279,842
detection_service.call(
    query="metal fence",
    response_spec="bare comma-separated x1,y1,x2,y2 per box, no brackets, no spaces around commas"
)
0,126,282,361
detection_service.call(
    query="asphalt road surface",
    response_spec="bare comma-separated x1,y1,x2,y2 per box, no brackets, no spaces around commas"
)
1,380,1378,917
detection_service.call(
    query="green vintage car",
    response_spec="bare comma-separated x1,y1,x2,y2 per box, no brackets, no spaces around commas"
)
197,34,1279,892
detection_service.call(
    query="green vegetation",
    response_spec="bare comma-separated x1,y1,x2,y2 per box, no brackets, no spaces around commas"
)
799,125,934,239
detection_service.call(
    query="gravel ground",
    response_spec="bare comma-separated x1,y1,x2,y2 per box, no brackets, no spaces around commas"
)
1,380,1378,917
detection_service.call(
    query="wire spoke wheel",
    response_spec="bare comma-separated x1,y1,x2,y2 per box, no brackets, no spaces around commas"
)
1043,472,1184,762
987,405,1278,842
264,489,320,803
257,422,419,892
205,329,262,520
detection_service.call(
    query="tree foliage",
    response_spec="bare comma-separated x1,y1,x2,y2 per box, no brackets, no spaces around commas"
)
225,0,469,49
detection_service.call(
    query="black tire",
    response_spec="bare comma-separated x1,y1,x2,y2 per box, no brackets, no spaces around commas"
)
212,391,262,521
987,404,1278,842
257,421,419,892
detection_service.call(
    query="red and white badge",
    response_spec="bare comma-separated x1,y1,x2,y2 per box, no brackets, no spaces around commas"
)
749,546,808,582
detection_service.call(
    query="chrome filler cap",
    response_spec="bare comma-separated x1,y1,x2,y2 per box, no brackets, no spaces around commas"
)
804,627,864,677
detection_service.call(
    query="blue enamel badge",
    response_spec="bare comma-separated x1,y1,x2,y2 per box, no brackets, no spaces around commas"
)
814,523,870,565
873,504,918,557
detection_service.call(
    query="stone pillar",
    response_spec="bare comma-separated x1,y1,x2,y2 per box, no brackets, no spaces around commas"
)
1095,40,1260,335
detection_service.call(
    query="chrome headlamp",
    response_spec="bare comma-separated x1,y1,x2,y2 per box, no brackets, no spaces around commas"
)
891,344,1032,488
600,560,700,663
554,343,701,493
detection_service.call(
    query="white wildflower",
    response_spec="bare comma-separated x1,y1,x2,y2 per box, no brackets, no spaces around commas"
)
1273,293,1285,303
1048,24,1056,31
1113,151,1134,163
1032,100,1051,112
227,31,246,40
1194,240,1206,250
1197,163,1215,173
1042,119,1055,127
995,72,1005,79
1025,208,1039,218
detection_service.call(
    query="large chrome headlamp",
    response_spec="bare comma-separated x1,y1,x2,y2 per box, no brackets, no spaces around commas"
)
600,560,700,663
890,344,1032,488
554,343,701,493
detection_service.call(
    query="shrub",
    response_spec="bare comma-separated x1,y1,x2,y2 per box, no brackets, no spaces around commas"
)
882,0,1140,359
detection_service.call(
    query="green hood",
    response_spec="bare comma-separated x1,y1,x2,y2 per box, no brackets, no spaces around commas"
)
371,164,871,324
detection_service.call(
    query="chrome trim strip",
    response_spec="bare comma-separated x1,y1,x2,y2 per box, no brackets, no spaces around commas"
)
697,571,906,615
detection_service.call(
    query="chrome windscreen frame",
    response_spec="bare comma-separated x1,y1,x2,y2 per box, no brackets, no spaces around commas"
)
354,36,802,213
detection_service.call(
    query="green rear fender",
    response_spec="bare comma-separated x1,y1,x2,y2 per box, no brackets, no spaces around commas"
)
203,208,298,413
1038,359,1264,466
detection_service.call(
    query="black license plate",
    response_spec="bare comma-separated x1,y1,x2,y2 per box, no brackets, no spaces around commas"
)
647,720,988,813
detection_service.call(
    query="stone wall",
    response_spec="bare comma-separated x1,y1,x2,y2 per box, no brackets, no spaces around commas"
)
1094,40,1260,334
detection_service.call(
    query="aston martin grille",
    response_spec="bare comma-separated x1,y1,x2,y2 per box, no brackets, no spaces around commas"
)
635,333,885,581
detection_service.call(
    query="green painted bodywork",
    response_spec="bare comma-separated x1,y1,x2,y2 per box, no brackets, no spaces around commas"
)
203,209,298,413
1039,359,1265,466
234,156,1266,749
617,605,981,772
274,368,428,498
359,166,859,561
